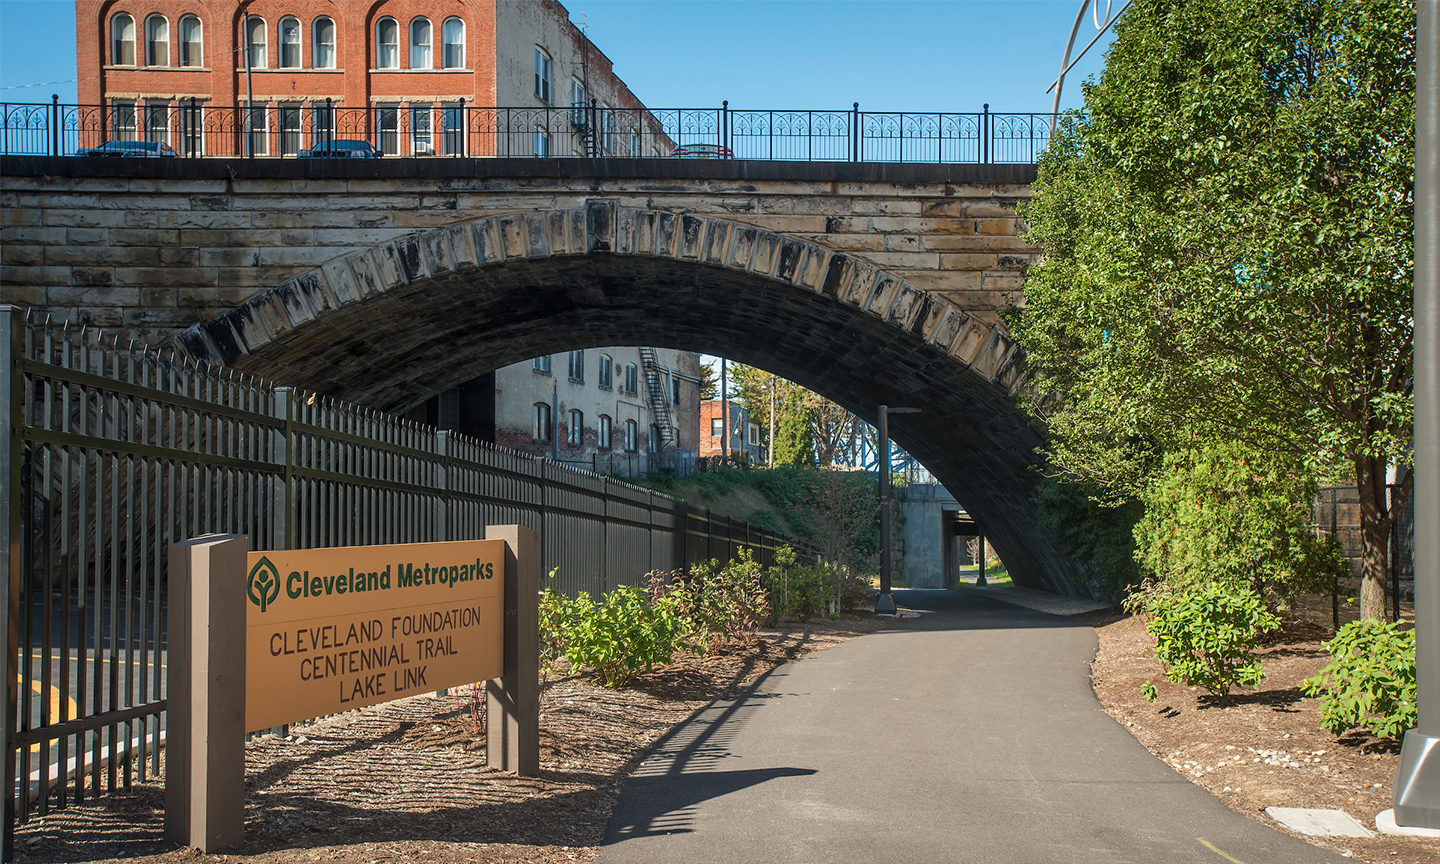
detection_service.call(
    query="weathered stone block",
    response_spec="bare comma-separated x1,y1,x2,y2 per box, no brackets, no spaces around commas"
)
115,267,219,287
45,286,140,306
3,265,69,286
975,218,1017,236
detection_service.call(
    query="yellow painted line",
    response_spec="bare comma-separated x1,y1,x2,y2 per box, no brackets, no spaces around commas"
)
16,677,80,754
1197,838,1248,864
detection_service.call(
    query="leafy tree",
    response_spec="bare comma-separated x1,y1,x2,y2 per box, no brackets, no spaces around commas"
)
699,361,718,401
772,393,817,466
1012,0,1415,620
1133,440,1350,606
1036,478,1142,598
729,363,860,466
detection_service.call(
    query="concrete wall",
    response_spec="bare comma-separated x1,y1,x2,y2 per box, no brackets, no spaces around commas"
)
901,483,961,589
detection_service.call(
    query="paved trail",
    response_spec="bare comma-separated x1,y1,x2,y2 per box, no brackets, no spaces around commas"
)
598,589,1348,864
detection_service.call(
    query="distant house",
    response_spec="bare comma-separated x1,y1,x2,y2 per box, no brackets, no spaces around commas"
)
700,400,765,464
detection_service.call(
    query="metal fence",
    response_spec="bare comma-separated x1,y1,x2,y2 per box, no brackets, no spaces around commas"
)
1,99,1051,164
0,307,796,856
1311,484,1413,626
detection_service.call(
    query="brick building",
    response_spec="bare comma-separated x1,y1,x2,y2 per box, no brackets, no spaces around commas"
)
700,400,764,464
75,0,666,157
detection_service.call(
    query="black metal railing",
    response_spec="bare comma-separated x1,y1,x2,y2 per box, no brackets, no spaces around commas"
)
0,98,1052,164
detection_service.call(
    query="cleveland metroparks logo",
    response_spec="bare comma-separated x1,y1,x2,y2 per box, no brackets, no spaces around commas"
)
248,557,280,612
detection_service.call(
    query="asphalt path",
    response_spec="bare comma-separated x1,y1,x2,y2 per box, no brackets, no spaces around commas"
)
598,588,1350,864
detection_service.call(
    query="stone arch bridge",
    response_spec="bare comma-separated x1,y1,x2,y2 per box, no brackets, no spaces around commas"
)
0,157,1088,596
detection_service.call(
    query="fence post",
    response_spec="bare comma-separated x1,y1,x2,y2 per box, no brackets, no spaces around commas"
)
722,100,729,155
458,97,465,157
983,103,990,164
484,524,539,776
50,94,59,156
851,102,859,162
271,387,293,551
436,430,449,542
1,306,24,863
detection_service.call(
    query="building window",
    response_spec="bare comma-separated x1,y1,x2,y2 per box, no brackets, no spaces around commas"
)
244,15,266,68
412,107,433,155
376,105,398,155
568,410,583,446
534,48,551,103
533,403,552,442
649,425,660,452
180,102,203,155
671,377,681,405
568,350,584,382
598,354,613,390
442,18,464,68
279,16,300,68
441,103,463,154
748,423,760,446
533,125,549,157
313,18,336,68
569,79,587,125
112,14,136,65
312,102,335,146
145,103,168,143
245,105,267,156
624,363,638,396
711,417,723,437
533,355,551,375
601,104,616,153
629,128,639,157
598,415,612,449
376,18,399,69
145,15,168,66
179,15,202,67
279,106,301,155
410,18,431,69
624,420,638,453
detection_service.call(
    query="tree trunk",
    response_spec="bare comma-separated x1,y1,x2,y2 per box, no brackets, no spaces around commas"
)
1353,454,1391,622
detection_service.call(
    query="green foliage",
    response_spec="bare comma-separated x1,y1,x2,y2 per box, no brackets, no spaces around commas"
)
1302,619,1416,741
1010,0,1415,620
553,584,685,688
678,550,771,652
773,393,816,466
1125,580,1280,700
1036,477,1142,597
1133,441,1350,605
766,563,831,623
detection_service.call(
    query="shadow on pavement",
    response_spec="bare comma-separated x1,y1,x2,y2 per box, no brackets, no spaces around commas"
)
879,588,1094,632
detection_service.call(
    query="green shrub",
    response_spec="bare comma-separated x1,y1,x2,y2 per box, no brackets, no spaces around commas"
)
1125,580,1280,701
1301,619,1416,741
837,566,874,612
556,585,684,688
684,550,770,651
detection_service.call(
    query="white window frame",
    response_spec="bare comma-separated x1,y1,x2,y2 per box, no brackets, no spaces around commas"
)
629,128,639,157
245,104,268,156
179,14,202,67
533,355,551,375
598,354,613,390
533,403,552,442
625,363,638,395
279,16,301,68
180,101,204,156
748,423,759,446
243,15,267,69
569,79,587,125
534,48,551,103
376,104,399,155
313,18,336,69
279,104,302,156
711,417,723,437
568,350,584,382
568,410,583,446
312,101,335,147
145,14,168,67
376,17,399,69
144,102,169,144
411,106,433,155
601,104,615,153
441,103,463,154
112,13,136,66
533,125,549,157
409,17,431,69
441,17,465,68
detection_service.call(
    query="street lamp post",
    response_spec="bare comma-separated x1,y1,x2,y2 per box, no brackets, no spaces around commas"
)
875,405,920,616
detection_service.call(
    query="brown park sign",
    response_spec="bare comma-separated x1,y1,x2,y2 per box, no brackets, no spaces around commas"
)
244,539,505,731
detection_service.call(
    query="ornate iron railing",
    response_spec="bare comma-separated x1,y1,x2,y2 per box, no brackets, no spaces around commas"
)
0,99,1051,164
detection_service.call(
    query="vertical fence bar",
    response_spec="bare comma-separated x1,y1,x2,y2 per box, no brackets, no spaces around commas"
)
50,94,59,156
272,387,293,551
983,103,990,164
1,307,23,862
851,103,859,162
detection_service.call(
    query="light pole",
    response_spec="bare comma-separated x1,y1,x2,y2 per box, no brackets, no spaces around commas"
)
875,405,919,615
1389,0,1440,833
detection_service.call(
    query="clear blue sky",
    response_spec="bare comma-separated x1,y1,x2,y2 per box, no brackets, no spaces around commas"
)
0,0,1117,112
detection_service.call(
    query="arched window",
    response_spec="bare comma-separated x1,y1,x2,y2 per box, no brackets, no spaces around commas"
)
179,15,202,67
534,47,551,103
568,410,583,446
146,15,168,66
624,420,638,452
568,349,584,382
244,15,266,68
598,415,612,449
376,17,398,69
409,17,431,69
441,17,464,68
313,17,336,69
533,403,552,442
598,354,613,389
624,363,638,395
648,425,660,453
111,13,135,65
279,16,300,68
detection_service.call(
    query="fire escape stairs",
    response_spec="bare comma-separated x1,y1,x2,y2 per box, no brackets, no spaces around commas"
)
639,347,675,448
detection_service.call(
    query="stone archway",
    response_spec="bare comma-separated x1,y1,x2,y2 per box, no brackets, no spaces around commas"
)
172,202,1086,597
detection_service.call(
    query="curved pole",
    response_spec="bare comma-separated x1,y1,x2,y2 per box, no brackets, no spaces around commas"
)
1051,0,1092,130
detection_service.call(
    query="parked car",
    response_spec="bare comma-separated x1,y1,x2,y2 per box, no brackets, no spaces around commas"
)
298,139,382,159
672,143,733,159
74,140,177,158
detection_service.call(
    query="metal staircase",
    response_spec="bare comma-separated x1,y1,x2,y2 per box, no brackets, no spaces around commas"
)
638,347,675,447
